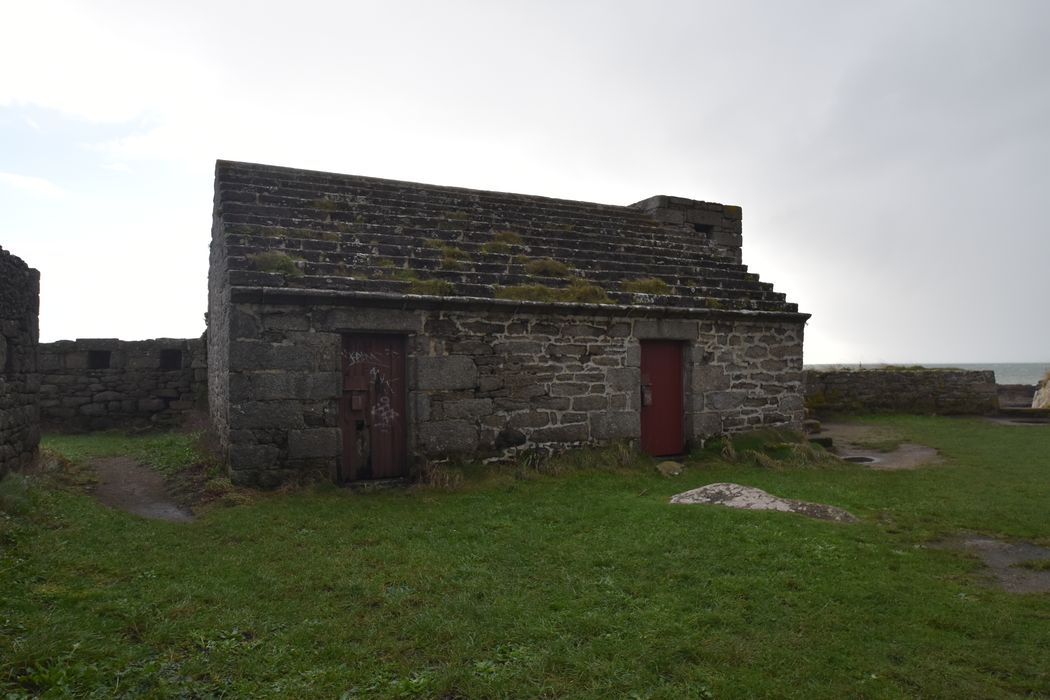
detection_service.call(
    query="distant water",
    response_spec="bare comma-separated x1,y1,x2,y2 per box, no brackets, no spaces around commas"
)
805,363,1050,385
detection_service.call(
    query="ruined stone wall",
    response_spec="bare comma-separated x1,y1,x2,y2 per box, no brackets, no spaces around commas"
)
38,338,206,430
220,295,805,486
207,214,232,449
803,369,998,415
0,247,40,476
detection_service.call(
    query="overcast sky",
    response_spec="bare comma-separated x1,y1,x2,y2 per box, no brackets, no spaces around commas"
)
2,0,1047,363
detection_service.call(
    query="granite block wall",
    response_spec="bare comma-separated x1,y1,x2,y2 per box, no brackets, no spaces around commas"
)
38,338,206,430
214,294,805,486
629,195,744,264
804,368,999,415
0,247,40,475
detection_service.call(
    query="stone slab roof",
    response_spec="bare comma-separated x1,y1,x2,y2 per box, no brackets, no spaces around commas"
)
213,160,803,316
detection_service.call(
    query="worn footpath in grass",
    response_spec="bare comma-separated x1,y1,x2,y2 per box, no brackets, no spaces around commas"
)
1,416,1048,698
43,431,203,475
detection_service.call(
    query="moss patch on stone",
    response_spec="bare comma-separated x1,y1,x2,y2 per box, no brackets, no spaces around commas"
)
524,258,572,278
388,268,419,282
622,277,671,295
248,251,303,276
482,230,523,255
440,245,468,260
564,279,612,303
495,279,612,304
482,241,513,255
366,258,396,278
495,284,559,302
408,279,454,296
440,257,468,271
492,230,523,244
312,197,342,212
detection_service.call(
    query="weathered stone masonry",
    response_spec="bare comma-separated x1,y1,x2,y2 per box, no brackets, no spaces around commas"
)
0,246,40,476
38,338,206,430
218,295,805,485
804,368,998,415
209,161,809,486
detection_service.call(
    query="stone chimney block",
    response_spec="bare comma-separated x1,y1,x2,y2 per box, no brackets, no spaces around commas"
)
629,195,743,264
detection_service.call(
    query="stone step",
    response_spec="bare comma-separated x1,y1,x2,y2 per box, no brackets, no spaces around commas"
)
223,228,754,282
997,407,1050,423
218,183,729,242
216,162,799,315
226,250,781,303
224,240,760,289
220,209,737,265
217,170,681,227
226,267,796,312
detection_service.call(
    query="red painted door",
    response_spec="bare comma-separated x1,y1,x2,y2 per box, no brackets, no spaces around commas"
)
339,334,407,481
640,340,684,456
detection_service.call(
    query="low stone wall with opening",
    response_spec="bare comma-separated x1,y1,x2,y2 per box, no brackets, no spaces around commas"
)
804,368,998,415
38,338,207,430
0,247,41,476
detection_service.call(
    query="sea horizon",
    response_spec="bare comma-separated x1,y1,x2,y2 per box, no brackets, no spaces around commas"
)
804,362,1050,386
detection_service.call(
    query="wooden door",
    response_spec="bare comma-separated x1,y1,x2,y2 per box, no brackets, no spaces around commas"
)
640,340,684,456
339,334,407,481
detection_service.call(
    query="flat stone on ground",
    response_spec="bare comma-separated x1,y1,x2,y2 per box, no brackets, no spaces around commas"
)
670,482,857,523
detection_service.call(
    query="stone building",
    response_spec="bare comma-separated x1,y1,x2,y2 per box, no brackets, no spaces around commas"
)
38,338,206,430
208,160,807,486
0,246,40,476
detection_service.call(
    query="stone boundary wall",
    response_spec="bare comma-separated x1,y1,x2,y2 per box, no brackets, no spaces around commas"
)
213,296,806,486
38,338,206,430
998,383,1037,408
0,247,40,476
804,368,998,415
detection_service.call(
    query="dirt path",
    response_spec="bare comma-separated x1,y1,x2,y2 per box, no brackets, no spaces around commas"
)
931,537,1050,593
91,457,194,522
813,422,942,470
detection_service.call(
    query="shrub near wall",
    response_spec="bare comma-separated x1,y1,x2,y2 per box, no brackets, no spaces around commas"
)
38,338,206,431
804,368,998,415
0,246,41,476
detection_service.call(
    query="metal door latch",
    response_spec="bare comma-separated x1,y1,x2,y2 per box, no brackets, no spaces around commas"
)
641,374,653,407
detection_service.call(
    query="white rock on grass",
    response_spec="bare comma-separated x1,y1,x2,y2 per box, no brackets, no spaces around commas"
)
670,482,857,523
1033,377,1050,409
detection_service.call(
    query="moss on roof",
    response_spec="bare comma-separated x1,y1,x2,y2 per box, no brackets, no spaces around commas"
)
214,160,800,314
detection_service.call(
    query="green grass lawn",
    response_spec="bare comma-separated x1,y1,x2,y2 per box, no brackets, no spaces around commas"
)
2,416,1049,698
